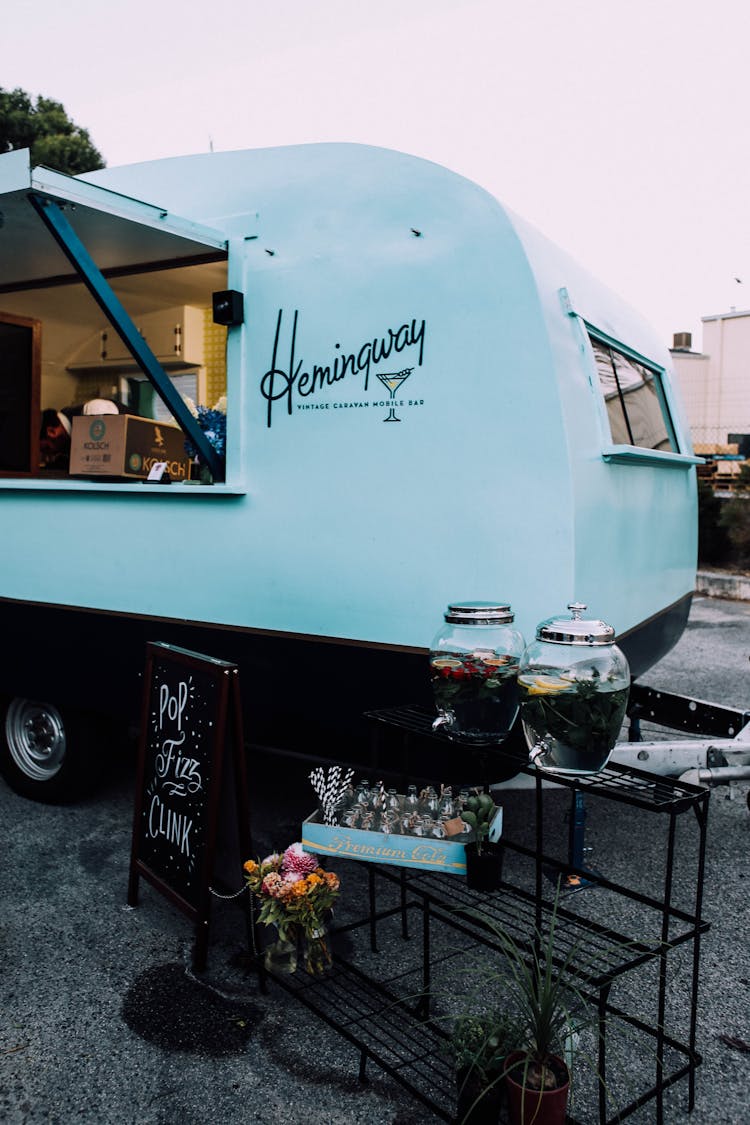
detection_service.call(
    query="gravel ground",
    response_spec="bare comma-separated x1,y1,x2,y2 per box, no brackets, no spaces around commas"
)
1,594,748,1124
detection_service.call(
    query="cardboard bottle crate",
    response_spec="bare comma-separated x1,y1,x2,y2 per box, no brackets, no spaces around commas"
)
69,414,192,480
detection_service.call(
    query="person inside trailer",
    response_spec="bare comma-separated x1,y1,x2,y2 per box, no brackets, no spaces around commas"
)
39,407,75,470
39,398,131,470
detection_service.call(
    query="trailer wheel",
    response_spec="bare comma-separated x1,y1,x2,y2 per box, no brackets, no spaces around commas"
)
0,697,98,803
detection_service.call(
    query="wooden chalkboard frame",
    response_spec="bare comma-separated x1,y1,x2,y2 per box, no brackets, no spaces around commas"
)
128,641,252,971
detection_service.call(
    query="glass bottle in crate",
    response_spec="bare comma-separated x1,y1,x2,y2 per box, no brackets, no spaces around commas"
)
355,779,372,808
342,805,361,829
379,811,398,836
430,601,525,742
401,809,421,835
333,785,354,824
420,786,440,818
438,786,455,819
359,808,377,832
517,602,630,775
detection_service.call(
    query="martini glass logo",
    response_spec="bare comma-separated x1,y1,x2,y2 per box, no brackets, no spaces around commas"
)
375,367,414,422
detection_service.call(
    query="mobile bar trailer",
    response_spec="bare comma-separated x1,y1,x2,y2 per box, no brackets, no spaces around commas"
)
1,141,740,802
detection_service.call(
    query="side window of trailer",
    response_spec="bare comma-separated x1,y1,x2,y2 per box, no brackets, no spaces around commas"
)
589,335,677,453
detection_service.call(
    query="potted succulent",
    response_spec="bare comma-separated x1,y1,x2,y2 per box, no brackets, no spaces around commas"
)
461,789,502,891
448,1011,520,1125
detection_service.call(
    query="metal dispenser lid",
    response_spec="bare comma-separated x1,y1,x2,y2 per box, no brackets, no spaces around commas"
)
536,602,616,645
444,601,515,625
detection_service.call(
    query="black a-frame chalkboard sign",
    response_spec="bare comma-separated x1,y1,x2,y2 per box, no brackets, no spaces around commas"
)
128,642,252,971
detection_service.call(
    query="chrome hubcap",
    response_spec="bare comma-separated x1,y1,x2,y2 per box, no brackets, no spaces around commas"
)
6,699,66,781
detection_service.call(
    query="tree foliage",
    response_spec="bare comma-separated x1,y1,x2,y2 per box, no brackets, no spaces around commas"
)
719,463,750,569
697,479,730,566
0,87,104,175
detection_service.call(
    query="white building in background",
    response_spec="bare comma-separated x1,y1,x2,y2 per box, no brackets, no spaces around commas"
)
671,310,750,452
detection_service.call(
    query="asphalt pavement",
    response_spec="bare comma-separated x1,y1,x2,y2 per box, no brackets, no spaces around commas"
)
1,594,749,1124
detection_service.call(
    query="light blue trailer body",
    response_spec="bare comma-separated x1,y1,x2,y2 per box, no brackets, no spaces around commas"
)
0,144,697,646
0,144,698,796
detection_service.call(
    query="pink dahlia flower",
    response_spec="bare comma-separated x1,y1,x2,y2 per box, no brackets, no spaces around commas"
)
282,842,318,877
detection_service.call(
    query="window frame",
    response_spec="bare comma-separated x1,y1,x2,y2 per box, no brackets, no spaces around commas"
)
561,290,702,469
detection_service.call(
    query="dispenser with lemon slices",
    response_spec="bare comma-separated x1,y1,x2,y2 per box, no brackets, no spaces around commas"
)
517,603,630,775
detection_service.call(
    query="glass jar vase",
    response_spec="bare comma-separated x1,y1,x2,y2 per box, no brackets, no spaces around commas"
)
429,601,525,743
517,602,630,775
263,925,299,974
302,921,333,976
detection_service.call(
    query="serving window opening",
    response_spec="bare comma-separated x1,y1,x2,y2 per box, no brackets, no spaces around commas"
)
0,157,230,484
1,260,229,481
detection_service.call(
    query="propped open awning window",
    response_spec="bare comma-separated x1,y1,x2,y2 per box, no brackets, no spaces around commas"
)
0,149,229,481
0,148,227,292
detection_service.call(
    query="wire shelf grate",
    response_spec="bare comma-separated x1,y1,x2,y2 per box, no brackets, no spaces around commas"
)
366,705,709,814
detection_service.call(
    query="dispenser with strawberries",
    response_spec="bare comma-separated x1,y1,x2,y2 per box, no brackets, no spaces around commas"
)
430,602,525,743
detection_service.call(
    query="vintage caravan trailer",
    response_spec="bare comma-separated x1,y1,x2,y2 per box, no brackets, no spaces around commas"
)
0,143,700,800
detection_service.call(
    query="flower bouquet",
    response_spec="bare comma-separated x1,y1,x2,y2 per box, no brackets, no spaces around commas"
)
243,843,340,976
182,396,227,480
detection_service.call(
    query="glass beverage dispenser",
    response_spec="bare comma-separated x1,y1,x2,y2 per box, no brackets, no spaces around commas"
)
429,601,525,742
517,602,630,774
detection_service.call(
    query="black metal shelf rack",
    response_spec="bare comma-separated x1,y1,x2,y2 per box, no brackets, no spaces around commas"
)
262,705,711,1124
267,953,457,1119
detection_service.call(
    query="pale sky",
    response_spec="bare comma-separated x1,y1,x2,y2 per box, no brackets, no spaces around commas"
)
4,0,749,349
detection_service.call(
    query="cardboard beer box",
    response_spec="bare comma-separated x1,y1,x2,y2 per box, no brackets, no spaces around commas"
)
301,807,503,876
69,414,192,480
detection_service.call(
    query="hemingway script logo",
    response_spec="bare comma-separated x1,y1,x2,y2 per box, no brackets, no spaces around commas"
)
260,309,426,427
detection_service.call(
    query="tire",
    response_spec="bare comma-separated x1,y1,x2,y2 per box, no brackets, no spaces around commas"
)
0,696,101,803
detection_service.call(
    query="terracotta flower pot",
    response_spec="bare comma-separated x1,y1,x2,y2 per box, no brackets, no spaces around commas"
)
505,1050,569,1125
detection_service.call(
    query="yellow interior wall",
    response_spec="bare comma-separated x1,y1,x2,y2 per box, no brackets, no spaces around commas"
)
203,309,227,407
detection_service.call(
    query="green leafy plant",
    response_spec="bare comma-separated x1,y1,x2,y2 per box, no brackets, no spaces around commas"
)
446,1010,522,1125
697,479,730,566
449,1010,520,1080
719,463,750,569
471,880,594,1108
